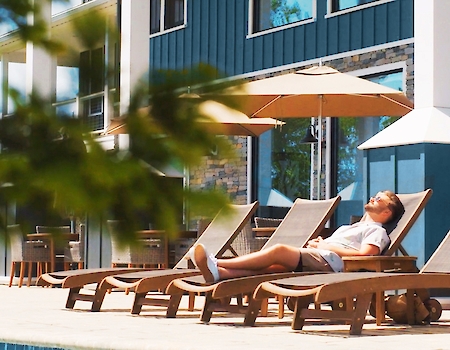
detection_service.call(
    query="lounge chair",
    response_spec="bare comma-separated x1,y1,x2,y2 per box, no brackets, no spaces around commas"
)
166,189,431,323
252,227,450,335
165,195,341,318
37,202,258,311
90,202,258,312
253,271,450,335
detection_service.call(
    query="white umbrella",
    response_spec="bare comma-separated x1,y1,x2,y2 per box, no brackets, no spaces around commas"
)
104,100,283,137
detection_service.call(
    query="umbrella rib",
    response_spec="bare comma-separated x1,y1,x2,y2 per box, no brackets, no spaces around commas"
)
250,95,283,118
380,95,413,111
241,126,257,137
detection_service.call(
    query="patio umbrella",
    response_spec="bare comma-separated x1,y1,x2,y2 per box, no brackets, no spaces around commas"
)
216,65,413,199
104,100,284,137
224,65,413,119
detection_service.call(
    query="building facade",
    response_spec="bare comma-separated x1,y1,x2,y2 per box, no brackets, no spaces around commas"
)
2,0,447,273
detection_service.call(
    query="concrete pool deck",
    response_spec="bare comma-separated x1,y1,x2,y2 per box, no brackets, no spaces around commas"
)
1,285,450,349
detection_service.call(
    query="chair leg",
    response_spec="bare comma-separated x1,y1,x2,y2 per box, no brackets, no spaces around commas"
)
260,298,269,316
64,262,70,271
278,295,285,319
188,292,195,311
78,262,83,269
27,262,33,287
36,262,41,280
19,262,26,288
9,262,15,287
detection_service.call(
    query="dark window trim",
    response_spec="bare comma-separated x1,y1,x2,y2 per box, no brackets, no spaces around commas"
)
150,0,186,37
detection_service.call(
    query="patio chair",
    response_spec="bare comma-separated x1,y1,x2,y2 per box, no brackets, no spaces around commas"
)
165,195,341,319
251,227,450,335
8,224,52,288
166,189,431,323
36,202,258,312
64,224,85,270
108,220,166,268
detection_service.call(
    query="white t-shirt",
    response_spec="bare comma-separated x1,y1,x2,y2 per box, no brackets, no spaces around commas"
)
317,222,390,272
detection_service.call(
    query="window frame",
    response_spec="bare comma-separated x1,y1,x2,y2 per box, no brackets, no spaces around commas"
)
150,0,187,38
326,0,395,18
247,0,317,39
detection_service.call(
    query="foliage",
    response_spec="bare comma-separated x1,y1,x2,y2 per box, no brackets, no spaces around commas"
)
271,118,311,200
336,115,399,193
0,0,67,53
0,0,238,244
270,0,302,27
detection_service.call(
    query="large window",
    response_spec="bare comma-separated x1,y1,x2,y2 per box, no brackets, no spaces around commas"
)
255,118,311,217
52,0,84,15
251,0,314,35
5,62,26,115
150,0,185,36
330,0,387,13
334,69,403,225
79,48,105,131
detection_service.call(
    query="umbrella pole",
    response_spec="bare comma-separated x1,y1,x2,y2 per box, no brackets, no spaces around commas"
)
310,118,315,200
317,115,322,200
317,95,323,200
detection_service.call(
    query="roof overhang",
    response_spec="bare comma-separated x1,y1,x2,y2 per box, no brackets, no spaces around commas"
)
358,107,450,149
0,0,117,67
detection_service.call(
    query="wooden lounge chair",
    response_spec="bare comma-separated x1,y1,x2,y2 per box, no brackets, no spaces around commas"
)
37,202,258,311
90,201,258,312
252,271,450,335
166,189,431,323
252,228,450,335
165,195,341,318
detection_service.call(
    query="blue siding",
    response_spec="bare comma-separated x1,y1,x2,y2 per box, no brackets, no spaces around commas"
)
327,16,338,54
149,0,414,76
387,0,401,41
364,143,450,268
349,10,362,50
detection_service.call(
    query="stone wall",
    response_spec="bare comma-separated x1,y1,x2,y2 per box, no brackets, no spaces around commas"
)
188,136,248,205
331,43,414,101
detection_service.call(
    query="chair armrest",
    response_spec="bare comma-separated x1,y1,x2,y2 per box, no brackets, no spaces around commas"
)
342,256,418,272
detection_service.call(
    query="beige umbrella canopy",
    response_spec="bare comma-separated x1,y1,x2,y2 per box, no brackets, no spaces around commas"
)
224,65,413,118
217,65,413,199
104,100,283,137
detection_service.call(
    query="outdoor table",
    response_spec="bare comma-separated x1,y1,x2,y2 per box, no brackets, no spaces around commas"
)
27,232,79,272
342,255,418,326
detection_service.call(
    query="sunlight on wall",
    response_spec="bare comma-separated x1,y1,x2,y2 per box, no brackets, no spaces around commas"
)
52,0,84,15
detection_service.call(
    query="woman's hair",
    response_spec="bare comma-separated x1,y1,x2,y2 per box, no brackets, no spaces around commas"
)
382,190,405,223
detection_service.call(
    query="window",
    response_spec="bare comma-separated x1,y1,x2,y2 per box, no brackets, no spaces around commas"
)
251,0,314,35
254,118,312,218
334,69,403,225
79,47,105,131
331,0,380,13
150,0,185,35
52,0,84,15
